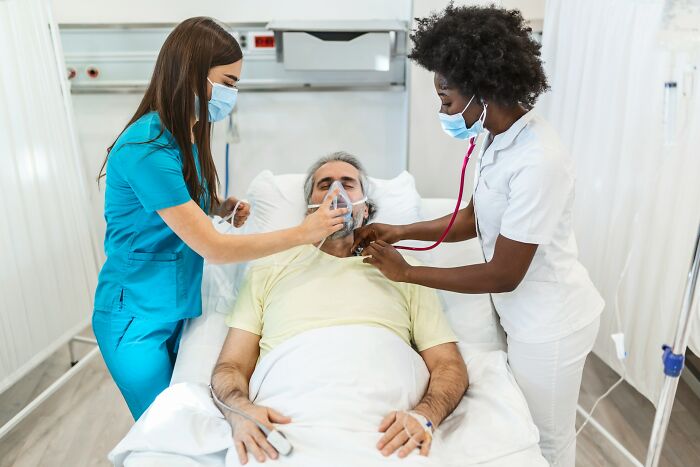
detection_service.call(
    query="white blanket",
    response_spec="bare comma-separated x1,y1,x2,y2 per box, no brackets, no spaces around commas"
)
111,326,545,467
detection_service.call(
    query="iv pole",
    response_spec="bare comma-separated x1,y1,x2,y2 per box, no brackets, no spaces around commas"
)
644,222,700,467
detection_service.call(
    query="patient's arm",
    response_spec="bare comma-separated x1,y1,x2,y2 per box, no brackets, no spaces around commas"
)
211,328,291,465
377,342,468,458
414,342,468,426
212,328,259,404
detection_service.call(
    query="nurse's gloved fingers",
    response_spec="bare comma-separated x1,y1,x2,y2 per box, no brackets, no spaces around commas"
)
378,411,397,432
243,436,266,463
251,430,278,460
235,440,248,465
267,408,291,424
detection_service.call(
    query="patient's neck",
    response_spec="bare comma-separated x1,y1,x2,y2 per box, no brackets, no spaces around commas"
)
318,234,354,258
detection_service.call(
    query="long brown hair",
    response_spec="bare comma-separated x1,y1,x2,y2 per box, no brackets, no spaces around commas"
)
98,17,242,213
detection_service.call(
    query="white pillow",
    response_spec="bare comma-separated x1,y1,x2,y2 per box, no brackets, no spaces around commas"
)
244,170,423,233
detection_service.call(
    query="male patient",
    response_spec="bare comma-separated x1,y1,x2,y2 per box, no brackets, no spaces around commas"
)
211,152,468,465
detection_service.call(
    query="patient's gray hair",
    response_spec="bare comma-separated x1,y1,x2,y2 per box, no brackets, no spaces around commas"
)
303,151,377,225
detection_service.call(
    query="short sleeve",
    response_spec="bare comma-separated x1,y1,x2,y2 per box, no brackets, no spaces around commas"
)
499,156,572,245
225,271,264,336
119,144,192,212
409,283,458,352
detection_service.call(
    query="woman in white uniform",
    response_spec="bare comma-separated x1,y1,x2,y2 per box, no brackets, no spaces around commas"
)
354,5,604,466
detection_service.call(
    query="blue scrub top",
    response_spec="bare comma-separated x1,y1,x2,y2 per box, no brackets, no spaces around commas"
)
95,111,206,322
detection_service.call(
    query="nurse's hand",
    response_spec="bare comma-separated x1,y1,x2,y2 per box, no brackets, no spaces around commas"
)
299,188,348,243
362,240,412,282
221,197,251,228
226,400,291,465
352,223,403,252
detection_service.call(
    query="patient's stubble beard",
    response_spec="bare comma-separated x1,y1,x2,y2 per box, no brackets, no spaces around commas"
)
327,206,365,241
319,208,365,257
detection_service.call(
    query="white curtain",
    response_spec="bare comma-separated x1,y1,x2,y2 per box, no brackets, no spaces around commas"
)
539,0,700,404
0,0,98,392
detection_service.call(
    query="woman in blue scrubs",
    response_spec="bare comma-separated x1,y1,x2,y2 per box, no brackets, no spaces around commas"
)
93,17,346,420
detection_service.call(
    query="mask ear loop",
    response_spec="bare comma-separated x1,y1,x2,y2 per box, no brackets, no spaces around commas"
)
479,99,488,125
459,94,475,115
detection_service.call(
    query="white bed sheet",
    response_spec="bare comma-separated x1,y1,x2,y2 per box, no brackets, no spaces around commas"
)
115,199,545,466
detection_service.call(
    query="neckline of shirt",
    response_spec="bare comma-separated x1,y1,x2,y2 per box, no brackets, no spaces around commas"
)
479,110,537,167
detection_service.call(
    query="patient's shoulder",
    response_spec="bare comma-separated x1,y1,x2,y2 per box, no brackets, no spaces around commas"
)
248,245,313,271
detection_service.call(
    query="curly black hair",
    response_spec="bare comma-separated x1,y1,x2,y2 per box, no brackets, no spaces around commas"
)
408,2,549,108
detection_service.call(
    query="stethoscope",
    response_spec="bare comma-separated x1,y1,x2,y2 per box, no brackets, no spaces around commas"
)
394,136,478,252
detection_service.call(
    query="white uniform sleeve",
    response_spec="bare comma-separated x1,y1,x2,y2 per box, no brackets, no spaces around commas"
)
500,154,572,245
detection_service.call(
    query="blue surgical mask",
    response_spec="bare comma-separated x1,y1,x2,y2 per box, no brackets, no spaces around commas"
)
195,78,238,122
438,95,488,140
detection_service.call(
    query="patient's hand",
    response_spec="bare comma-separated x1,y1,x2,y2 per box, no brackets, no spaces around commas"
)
377,411,433,458
225,400,291,465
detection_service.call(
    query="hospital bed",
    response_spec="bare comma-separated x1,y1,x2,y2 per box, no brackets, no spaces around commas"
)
109,171,548,467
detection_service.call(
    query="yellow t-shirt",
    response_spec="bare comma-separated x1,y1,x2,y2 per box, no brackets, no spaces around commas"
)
226,245,457,357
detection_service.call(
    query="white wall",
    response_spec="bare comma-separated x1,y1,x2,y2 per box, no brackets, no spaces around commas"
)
52,0,411,24
407,0,545,198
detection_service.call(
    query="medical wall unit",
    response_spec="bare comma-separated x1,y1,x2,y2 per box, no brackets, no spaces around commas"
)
60,20,408,92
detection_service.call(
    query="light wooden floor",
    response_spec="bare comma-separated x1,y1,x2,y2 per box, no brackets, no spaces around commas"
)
1,329,699,467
